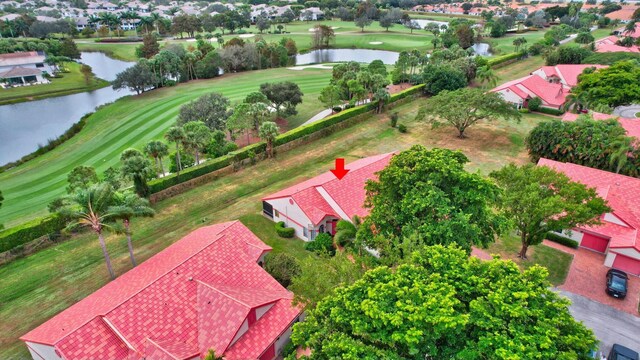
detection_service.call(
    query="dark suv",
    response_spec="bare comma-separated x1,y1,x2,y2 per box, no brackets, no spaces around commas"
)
608,344,639,360
606,269,629,299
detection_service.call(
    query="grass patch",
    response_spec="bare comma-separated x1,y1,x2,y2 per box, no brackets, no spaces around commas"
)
0,97,557,359
486,233,572,286
0,62,109,105
0,67,331,227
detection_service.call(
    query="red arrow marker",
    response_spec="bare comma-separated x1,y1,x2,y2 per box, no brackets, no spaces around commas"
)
330,158,350,180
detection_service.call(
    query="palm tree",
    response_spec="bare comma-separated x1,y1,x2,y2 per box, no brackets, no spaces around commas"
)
609,135,635,174
120,11,140,36
563,91,590,112
150,12,162,34
165,126,186,175
143,140,169,176
476,66,498,89
373,88,390,113
99,12,120,37
183,121,211,165
121,149,154,197
58,183,117,279
259,121,279,158
109,191,155,267
138,16,154,35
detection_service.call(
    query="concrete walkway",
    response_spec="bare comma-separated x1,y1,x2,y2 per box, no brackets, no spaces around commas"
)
301,109,333,126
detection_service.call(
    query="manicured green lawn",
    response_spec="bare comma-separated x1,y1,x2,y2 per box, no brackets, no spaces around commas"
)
0,62,109,105
485,30,549,55
486,233,573,286
494,55,545,83
77,19,439,61
0,67,332,227
0,97,555,359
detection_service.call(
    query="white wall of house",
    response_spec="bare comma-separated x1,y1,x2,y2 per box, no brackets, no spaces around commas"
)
552,229,584,244
266,197,312,240
274,323,294,356
24,342,62,360
604,251,616,267
496,89,525,108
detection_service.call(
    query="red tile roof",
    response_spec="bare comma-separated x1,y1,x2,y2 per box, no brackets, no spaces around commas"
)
21,221,302,360
595,35,640,53
263,153,394,223
536,64,607,87
492,74,568,107
562,112,640,139
537,159,640,251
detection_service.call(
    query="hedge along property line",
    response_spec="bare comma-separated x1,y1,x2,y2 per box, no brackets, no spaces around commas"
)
148,84,425,201
488,52,522,69
0,214,66,253
545,232,579,249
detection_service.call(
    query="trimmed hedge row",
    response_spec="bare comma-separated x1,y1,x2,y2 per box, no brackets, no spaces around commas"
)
536,107,565,116
487,52,521,68
149,84,425,194
275,221,295,238
546,232,579,249
0,215,66,253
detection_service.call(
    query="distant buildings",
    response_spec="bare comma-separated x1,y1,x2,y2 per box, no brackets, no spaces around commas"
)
0,51,53,86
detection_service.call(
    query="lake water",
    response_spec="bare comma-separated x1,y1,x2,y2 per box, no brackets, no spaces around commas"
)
470,43,492,56
295,49,400,65
0,52,135,165
412,19,448,29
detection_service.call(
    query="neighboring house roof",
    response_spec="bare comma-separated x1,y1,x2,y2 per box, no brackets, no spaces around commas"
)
263,153,394,224
538,159,640,251
0,14,21,21
562,111,640,139
21,221,301,360
0,51,46,67
595,35,640,53
492,74,568,107
0,66,43,78
607,6,638,21
535,64,607,87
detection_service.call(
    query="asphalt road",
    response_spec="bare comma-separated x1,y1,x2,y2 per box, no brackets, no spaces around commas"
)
613,105,640,119
558,290,640,357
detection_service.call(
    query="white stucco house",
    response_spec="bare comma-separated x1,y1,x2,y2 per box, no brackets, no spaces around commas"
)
262,153,393,241
0,51,53,86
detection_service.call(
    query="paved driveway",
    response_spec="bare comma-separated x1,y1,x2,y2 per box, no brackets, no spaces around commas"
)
559,290,640,356
613,105,640,118
544,240,640,315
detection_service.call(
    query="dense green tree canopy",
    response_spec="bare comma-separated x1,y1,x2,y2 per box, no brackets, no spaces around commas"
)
292,245,597,360
356,146,506,262
259,81,303,116
178,92,231,131
421,64,467,95
525,117,640,177
416,88,521,138
112,62,157,95
491,164,610,258
66,165,99,194
570,60,640,107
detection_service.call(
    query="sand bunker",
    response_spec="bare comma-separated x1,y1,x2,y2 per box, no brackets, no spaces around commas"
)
369,41,383,45
239,34,255,38
288,64,335,71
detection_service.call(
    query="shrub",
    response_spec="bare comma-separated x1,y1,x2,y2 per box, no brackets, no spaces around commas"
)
275,221,295,238
264,252,301,288
487,52,521,67
546,232,579,248
344,104,355,109
519,108,530,113
304,233,335,255
527,97,542,111
332,106,342,113
390,112,399,127
536,107,565,116
398,124,408,133
0,215,66,253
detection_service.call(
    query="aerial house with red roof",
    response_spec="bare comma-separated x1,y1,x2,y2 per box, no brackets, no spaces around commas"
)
262,153,394,241
538,159,640,276
20,221,303,360
491,64,607,110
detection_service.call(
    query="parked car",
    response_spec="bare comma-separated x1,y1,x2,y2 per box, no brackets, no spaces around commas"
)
606,269,629,299
608,344,639,360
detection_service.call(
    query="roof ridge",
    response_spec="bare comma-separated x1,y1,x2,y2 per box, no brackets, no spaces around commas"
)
197,281,284,309
146,338,181,360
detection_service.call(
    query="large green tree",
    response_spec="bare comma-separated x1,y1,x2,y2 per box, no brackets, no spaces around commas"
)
67,165,99,194
120,149,154,198
259,81,303,117
356,146,506,262
490,164,610,259
416,87,521,138
177,92,231,131
570,60,640,108
291,245,597,359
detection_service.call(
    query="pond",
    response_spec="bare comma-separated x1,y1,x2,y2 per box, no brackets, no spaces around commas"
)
0,52,135,166
470,43,492,57
411,19,448,29
295,49,400,65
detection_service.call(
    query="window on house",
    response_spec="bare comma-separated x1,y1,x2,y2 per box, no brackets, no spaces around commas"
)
303,227,308,238
35,63,44,68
